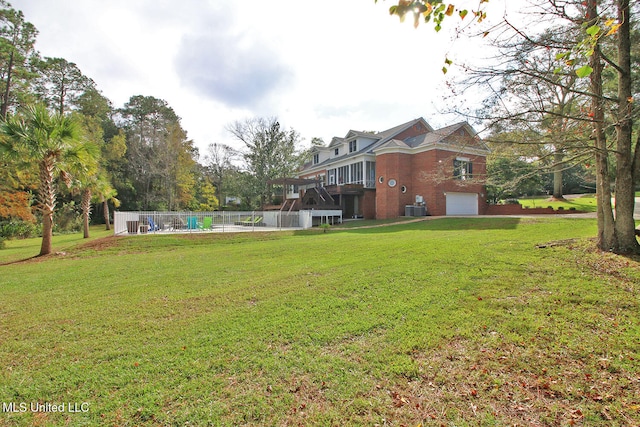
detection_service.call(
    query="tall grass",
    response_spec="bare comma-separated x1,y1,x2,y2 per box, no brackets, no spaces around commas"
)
0,218,638,426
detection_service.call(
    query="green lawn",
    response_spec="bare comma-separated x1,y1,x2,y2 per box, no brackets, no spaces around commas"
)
518,195,598,212
1,219,639,426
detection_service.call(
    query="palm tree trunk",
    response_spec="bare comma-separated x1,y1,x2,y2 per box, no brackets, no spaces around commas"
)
82,188,92,238
38,157,56,256
102,197,111,230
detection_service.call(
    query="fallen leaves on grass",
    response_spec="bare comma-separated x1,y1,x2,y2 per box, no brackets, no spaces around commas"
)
375,338,640,426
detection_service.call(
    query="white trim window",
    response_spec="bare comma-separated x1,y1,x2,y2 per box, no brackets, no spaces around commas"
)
337,165,349,184
328,169,336,185
365,161,376,188
349,140,357,153
453,157,473,180
350,162,363,184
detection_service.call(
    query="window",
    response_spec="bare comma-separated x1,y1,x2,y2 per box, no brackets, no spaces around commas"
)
350,162,363,184
349,140,357,153
453,158,473,180
337,165,349,184
365,161,376,188
328,169,336,185
313,153,319,164
334,148,339,156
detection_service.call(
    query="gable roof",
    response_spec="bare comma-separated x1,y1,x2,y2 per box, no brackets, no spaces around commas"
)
368,117,432,149
376,121,489,154
300,117,487,173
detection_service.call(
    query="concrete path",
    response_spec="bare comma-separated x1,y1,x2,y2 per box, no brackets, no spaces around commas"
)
560,195,639,220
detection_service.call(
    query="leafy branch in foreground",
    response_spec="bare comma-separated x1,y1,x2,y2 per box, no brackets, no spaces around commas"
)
376,0,488,30
374,0,490,72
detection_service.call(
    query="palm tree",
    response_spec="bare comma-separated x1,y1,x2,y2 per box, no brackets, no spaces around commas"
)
71,171,116,239
95,177,119,231
67,154,101,239
0,104,88,255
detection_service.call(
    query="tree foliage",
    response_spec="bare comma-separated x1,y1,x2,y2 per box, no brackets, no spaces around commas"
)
34,57,96,115
0,0,37,117
409,0,640,253
204,142,239,209
117,95,197,211
0,104,94,255
0,1,321,255
228,117,306,208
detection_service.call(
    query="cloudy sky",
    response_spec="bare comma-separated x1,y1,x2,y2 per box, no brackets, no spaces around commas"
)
14,0,516,157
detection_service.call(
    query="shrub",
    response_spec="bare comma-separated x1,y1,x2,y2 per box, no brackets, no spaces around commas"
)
53,202,82,233
0,220,39,239
319,223,331,233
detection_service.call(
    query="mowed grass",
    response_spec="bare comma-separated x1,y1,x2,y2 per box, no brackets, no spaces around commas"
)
0,218,639,426
519,195,598,212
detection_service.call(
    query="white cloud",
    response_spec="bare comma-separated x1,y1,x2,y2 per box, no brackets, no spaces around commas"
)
13,0,516,155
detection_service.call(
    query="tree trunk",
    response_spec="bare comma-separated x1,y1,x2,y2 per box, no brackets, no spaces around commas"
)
1,50,14,118
38,157,56,256
552,151,564,199
40,210,53,256
588,0,617,251
103,197,111,230
612,0,638,253
81,187,92,239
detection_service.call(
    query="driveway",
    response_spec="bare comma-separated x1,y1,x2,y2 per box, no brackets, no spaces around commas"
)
565,194,640,220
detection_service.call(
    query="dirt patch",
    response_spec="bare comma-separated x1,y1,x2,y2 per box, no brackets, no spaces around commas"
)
75,235,121,251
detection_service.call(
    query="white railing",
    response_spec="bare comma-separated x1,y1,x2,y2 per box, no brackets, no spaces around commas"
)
113,211,310,235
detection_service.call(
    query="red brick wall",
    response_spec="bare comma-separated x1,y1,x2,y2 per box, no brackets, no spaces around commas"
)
375,152,413,219
438,152,487,216
376,149,488,218
394,122,430,141
484,205,582,215
409,150,440,215
362,190,376,219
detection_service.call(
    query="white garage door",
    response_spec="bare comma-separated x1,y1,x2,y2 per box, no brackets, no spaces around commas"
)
446,192,478,215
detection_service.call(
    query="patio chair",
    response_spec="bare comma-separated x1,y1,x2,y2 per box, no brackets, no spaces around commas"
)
241,216,263,226
234,216,251,225
171,217,185,230
187,216,198,230
203,217,213,229
147,217,159,231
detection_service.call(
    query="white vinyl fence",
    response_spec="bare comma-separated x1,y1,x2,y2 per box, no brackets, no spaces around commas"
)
113,210,318,235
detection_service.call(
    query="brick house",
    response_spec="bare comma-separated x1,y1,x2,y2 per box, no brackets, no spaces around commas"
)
296,117,490,219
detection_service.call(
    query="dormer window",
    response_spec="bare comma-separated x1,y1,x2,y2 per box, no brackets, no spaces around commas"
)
349,140,357,153
313,153,319,164
334,148,339,156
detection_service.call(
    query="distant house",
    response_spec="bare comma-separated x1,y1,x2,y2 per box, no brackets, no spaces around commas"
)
295,117,489,219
